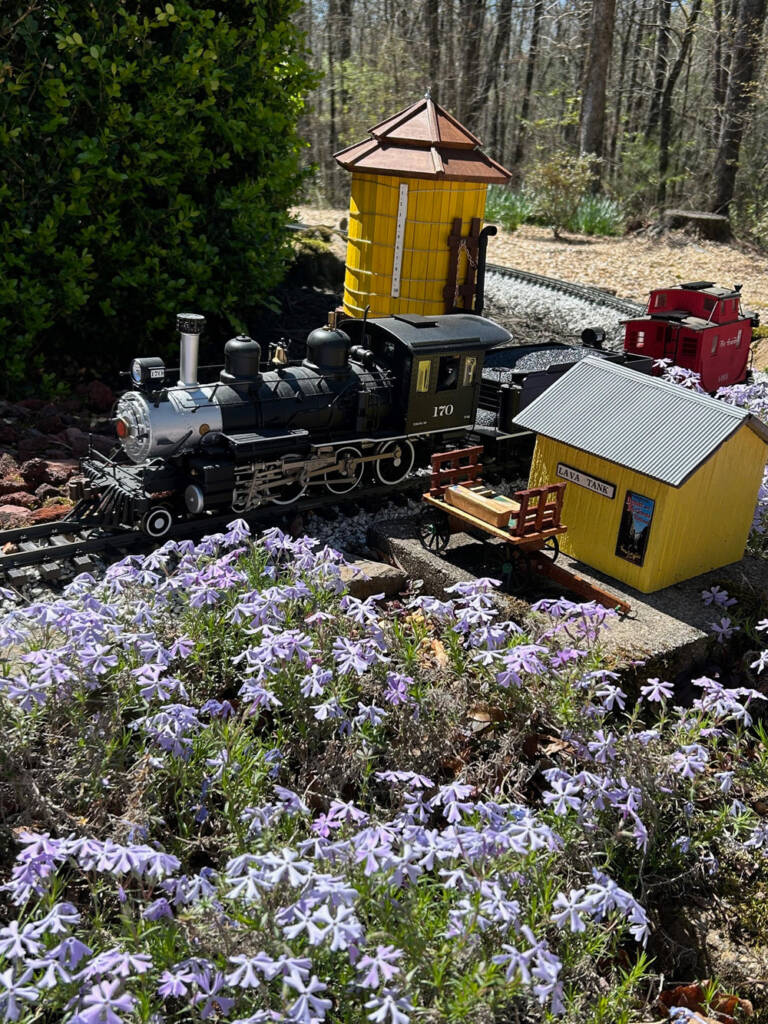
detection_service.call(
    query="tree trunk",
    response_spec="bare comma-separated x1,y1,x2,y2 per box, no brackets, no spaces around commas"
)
513,0,543,167
579,0,617,186
711,0,768,214
657,0,702,205
647,0,672,134
608,0,635,182
460,0,487,126
426,0,440,96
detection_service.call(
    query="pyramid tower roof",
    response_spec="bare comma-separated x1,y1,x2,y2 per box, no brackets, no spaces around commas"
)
334,95,512,183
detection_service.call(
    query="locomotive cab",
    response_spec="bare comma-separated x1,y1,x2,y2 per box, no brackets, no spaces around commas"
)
344,312,510,437
623,282,753,391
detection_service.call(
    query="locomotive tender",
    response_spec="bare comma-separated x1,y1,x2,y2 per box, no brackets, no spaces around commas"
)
78,311,510,537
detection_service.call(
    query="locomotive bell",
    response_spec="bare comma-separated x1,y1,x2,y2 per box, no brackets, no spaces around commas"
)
220,335,262,383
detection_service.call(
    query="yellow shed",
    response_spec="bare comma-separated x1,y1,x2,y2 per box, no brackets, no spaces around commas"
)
513,358,768,593
334,95,511,319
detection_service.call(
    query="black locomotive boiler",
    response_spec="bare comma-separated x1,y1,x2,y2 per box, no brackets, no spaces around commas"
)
75,311,511,537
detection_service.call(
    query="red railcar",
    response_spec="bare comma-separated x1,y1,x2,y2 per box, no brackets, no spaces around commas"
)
623,281,755,392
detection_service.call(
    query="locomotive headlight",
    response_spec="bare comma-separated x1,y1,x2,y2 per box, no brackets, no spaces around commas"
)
130,356,166,389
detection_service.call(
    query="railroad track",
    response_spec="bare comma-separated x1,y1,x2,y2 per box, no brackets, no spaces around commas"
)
0,478,425,585
485,263,644,318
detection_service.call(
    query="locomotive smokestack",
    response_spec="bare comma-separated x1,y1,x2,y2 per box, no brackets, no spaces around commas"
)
177,313,205,387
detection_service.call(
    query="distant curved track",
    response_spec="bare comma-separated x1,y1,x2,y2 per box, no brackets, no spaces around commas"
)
485,263,645,318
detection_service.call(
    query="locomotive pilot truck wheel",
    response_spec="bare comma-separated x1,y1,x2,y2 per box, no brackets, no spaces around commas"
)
141,505,173,539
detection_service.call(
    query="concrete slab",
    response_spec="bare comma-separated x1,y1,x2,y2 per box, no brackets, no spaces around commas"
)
369,519,768,678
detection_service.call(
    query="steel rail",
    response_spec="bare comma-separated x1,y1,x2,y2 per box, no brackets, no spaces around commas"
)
484,263,645,318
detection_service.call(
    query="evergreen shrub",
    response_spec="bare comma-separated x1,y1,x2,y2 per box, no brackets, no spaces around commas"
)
0,2,318,391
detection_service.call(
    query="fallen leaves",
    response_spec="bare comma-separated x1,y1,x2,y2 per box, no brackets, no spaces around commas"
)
658,980,754,1023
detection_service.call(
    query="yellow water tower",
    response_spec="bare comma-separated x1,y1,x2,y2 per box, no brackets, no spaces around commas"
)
334,95,511,318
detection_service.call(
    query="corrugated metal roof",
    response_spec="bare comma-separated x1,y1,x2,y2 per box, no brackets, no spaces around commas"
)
512,357,768,487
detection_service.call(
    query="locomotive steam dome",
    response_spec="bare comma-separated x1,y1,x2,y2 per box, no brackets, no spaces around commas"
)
220,335,262,383
303,324,351,373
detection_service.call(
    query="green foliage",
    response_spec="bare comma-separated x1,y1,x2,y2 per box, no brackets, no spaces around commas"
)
0,1,319,391
568,195,626,236
484,186,536,232
528,152,599,239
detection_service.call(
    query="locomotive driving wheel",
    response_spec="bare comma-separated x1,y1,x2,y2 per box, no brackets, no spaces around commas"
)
374,439,415,486
324,445,364,495
416,508,451,552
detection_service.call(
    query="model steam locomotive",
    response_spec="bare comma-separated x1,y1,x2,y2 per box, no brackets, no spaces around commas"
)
75,311,512,537
72,278,757,540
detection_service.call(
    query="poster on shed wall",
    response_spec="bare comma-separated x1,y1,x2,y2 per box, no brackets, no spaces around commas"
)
615,491,655,566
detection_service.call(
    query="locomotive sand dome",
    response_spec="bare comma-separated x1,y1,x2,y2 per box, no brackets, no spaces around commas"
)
77,310,511,537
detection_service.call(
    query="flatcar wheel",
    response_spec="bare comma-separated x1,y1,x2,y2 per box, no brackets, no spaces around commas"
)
141,505,173,539
374,439,415,486
324,445,364,495
417,509,450,552
540,536,560,562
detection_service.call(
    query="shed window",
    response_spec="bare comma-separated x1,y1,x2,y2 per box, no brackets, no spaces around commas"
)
463,356,477,387
436,355,460,392
415,359,431,393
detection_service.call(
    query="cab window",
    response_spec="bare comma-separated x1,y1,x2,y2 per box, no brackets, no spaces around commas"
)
415,359,431,393
436,355,460,392
463,356,477,387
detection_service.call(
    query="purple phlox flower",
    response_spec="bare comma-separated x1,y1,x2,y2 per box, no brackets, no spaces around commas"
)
542,776,582,816
192,969,235,1019
300,664,332,698
133,664,188,702
239,679,282,713
205,748,238,783
479,889,521,933
401,789,432,825
364,988,412,1024
169,634,195,660
284,973,332,1024
131,703,202,759
594,682,626,711
157,966,196,998
587,729,617,764
715,770,734,794
551,888,592,932
26,955,72,990
0,920,42,960
79,948,153,981
142,897,174,921
757,618,768,632
78,643,118,676
710,616,735,641
162,867,217,907
407,594,454,620
383,672,415,706
751,650,768,674
701,585,736,607
274,786,309,815
226,953,281,988
29,901,80,938
333,635,389,676
662,364,706,392
375,770,434,789
0,967,39,1021
744,823,768,849
262,848,314,887
72,979,136,1024
48,936,92,969
640,677,674,702
311,697,345,724
329,799,369,825
670,743,709,780
339,593,384,625
445,895,492,937
549,645,586,668
224,518,251,544
356,946,403,990
353,702,388,729
200,698,234,719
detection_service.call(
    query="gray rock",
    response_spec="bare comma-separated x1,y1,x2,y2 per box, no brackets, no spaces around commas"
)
339,557,406,599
